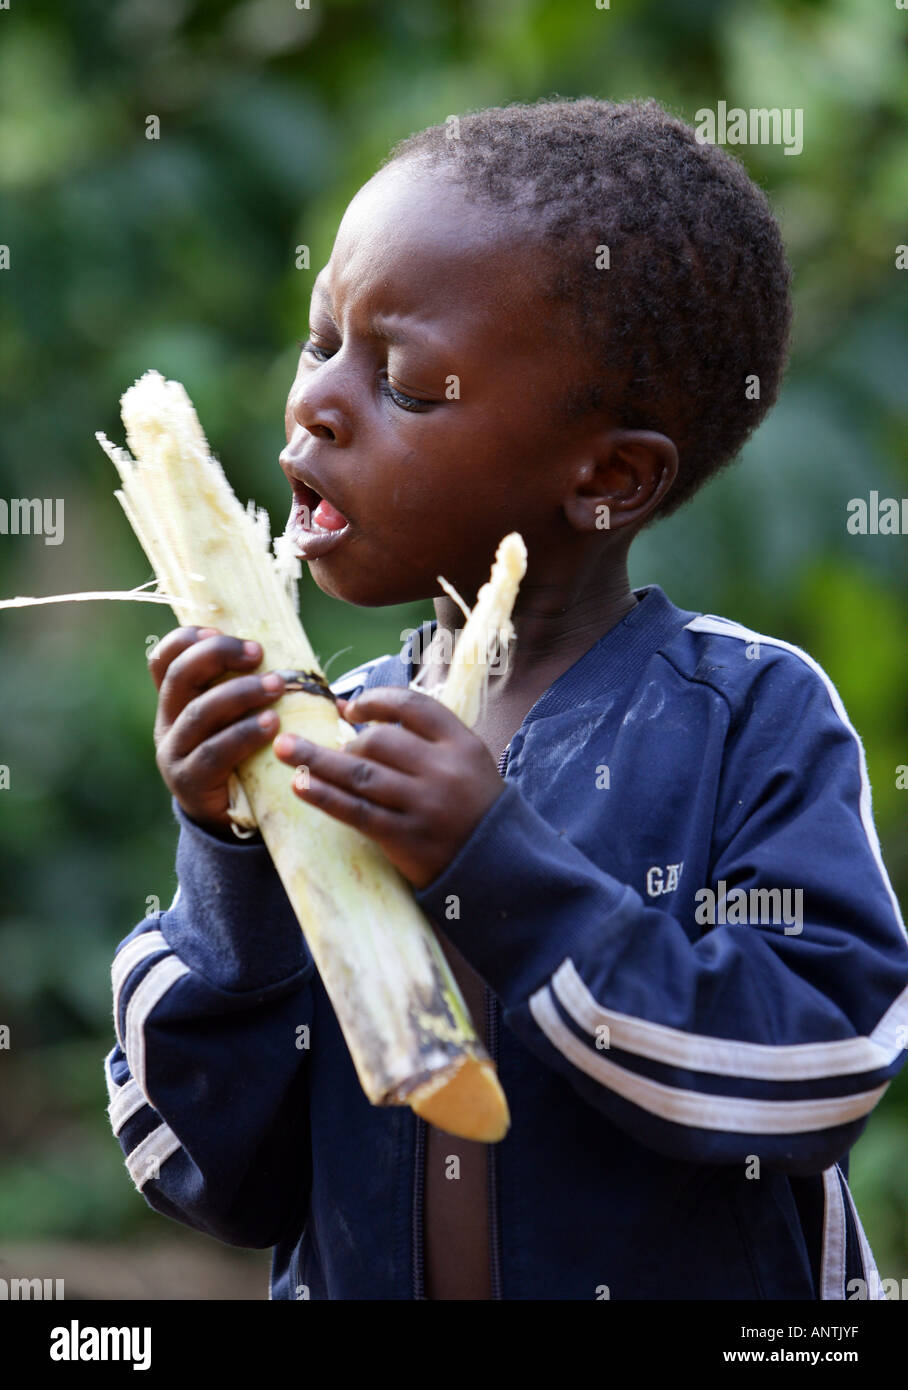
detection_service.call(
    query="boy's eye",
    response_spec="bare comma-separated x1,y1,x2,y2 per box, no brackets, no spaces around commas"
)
379,370,431,413
298,338,333,363
297,338,433,413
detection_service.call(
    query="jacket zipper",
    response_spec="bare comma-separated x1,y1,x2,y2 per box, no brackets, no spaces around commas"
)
412,1115,427,1299
486,740,510,1301
412,740,510,1301
485,984,503,1300
489,745,508,1295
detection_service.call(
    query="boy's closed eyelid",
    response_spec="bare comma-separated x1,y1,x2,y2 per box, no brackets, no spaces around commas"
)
306,323,337,345
298,339,440,409
297,338,334,362
382,374,437,410
301,330,445,393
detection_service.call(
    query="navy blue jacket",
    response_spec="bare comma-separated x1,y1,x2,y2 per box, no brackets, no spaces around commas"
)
105,584,908,1298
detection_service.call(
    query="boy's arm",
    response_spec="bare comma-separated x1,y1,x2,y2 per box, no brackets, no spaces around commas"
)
414,656,908,1175
105,799,315,1248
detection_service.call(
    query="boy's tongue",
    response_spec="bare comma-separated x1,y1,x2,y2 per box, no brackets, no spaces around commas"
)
311,497,348,531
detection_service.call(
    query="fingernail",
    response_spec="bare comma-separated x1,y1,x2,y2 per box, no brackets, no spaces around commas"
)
258,711,277,729
243,641,261,659
197,627,219,639
261,673,283,692
273,733,295,756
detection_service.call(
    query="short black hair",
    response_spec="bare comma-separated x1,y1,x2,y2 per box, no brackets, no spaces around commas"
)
382,96,793,521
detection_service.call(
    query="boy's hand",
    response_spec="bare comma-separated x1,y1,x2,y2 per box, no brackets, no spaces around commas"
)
273,688,506,890
149,626,286,838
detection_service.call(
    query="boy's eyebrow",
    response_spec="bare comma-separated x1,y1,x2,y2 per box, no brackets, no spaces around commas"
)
309,277,449,353
369,312,444,351
309,277,338,328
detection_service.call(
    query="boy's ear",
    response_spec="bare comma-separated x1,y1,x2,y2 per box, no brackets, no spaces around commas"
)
563,429,679,533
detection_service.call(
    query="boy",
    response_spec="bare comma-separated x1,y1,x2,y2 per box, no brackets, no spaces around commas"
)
105,97,908,1299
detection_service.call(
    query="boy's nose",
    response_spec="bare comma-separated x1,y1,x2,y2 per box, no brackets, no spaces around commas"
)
287,380,349,447
302,422,336,443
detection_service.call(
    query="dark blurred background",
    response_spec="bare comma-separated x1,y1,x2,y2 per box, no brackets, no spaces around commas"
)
0,0,906,1297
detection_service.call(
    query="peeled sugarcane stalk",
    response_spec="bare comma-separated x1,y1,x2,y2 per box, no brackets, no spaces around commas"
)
96,370,524,1143
414,532,528,725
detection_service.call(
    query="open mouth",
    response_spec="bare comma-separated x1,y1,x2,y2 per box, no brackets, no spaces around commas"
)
288,479,351,560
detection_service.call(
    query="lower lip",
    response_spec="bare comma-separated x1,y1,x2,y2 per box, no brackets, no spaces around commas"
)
287,503,352,561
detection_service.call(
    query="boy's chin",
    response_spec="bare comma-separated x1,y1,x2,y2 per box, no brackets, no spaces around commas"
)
306,556,434,609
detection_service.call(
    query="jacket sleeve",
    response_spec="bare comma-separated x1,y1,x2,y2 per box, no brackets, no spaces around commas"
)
104,798,315,1248
414,655,908,1175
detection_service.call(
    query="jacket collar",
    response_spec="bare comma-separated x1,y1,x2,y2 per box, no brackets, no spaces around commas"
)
366,584,698,723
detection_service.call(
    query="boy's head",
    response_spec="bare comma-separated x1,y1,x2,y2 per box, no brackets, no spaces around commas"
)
383,97,793,520
282,97,792,606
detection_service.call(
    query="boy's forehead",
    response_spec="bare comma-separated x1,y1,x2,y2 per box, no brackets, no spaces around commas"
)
315,162,547,332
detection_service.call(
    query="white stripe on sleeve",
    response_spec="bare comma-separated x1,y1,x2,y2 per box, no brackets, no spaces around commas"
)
529,984,888,1134
125,1122,183,1191
104,1051,123,1105
124,954,191,1098
109,1078,148,1136
111,930,168,1045
551,959,908,1081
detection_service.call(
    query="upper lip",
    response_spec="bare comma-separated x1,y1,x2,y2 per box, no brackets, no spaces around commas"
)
279,450,346,519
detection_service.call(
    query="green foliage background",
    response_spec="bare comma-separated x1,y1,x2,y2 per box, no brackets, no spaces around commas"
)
1,0,906,1285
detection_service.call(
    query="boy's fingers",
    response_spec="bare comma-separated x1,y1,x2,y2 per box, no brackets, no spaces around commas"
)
157,633,263,729
342,686,452,740
147,626,220,691
341,723,428,775
274,734,414,811
172,712,280,796
168,673,285,758
288,763,409,837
